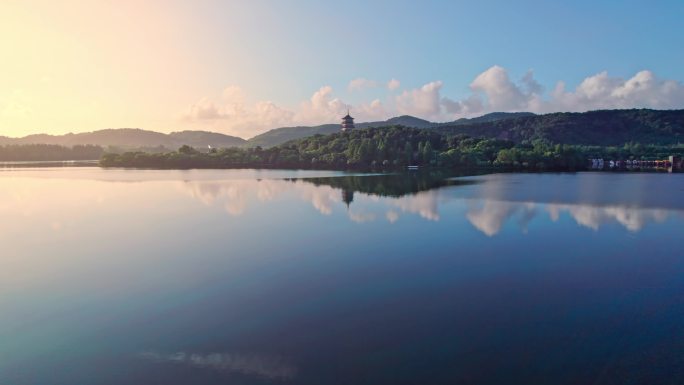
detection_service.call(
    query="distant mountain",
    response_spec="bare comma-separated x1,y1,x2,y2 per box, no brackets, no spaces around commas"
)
434,109,684,146
245,118,433,148
383,115,433,128
0,113,533,150
246,124,341,148
168,130,247,148
246,118,433,148
11,109,675,152
248,114,532,148
445,112,536,126
0,128,246,149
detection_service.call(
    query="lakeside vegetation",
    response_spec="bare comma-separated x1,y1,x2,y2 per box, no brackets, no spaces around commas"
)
0,144,104,161
3,109,681,168
435,109,684,146
289,170,480,199
100,125,684,171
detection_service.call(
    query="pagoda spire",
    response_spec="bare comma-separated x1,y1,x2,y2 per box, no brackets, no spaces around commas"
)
341,108,355,131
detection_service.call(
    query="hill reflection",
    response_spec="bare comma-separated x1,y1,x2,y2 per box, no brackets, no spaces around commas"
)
178,172,684,235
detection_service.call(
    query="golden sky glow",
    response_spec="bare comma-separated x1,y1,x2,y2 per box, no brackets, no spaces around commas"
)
2,0,683,139
0,0,209,137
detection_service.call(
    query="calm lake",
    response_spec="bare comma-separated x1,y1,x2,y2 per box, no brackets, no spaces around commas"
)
1,168,683,385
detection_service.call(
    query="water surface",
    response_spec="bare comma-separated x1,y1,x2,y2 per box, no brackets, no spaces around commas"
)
1,168,683,384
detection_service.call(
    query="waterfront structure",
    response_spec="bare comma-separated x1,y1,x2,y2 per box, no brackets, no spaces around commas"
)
590,156,683,171
341,110,355,131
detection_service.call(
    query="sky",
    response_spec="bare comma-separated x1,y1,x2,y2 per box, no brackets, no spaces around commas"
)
1,0,683,139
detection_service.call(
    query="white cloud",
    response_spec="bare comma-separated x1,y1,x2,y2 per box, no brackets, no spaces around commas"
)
183,86,294,138
387,78,401,91
395,81,444,120
182,67,684,138
355,99,387,121
442,94,484,116
295,85,348,125
443,66,684,119
521,69,543,95
550,70,684,111
469,65,531,111
183,84,396,137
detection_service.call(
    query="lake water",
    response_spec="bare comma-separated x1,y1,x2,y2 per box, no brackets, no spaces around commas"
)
1,168,683,385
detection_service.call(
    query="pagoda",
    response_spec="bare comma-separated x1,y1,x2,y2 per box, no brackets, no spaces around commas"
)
341,109,355,131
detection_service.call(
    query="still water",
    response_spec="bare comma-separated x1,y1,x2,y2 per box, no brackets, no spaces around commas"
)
1,168,683,384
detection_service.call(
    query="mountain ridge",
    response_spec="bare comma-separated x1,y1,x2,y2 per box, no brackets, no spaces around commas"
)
246,112,532,147
0,128,247,149
0,112,527,149
3,110,682,150
434,109,684,146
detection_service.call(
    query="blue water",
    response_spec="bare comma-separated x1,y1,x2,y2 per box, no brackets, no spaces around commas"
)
1,168,683,384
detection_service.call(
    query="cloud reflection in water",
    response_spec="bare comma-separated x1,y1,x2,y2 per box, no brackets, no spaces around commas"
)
177,176,682,236
138,351,298,380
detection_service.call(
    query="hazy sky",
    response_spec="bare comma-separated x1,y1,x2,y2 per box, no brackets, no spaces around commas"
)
1,0,683,139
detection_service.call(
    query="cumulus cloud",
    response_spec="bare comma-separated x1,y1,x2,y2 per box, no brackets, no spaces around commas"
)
442,94,484,116
443,66,684,119
355,99,387,121
183,82,399,137
182,67,684,137
521,69,544,96
549,70,684,111
470,65,532,111
183,86,294,138
395,81,444,120
387,78,401,91
295,85,349,124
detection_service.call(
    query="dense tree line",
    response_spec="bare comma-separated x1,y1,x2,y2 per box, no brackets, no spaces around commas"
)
100,125,684,171
293,170,477,198
0,144,104,161
436,109,684,146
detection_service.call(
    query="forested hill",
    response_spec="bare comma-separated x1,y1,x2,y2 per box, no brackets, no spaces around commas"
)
245,112,531,148
435,109,684,146
245,116,432,148
0,128,246,149
100,124,684,171
4,109,683,155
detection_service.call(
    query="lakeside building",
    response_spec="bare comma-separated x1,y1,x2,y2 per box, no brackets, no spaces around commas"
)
590,156,683,172
341,110,355,131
